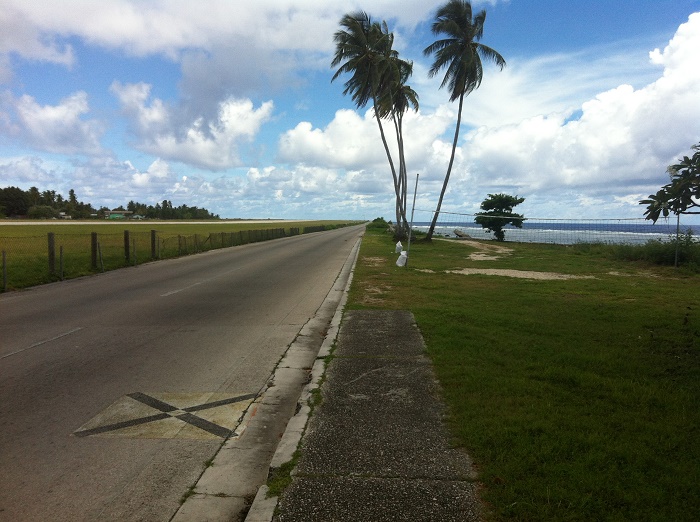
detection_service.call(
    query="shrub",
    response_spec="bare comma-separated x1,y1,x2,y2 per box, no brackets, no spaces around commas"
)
366,217,390,231
27,205,59,219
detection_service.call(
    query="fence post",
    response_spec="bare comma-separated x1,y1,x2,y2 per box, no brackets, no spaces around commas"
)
124,230,130,264
2,250,6,292
48,232,56,276
59,245,64,280
98,242,104,272
151,230,157,259
91,232,98,270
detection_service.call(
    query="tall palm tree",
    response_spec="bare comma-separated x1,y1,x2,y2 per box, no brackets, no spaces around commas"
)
377,57,419,233
423,0,505,240
331,12,415,237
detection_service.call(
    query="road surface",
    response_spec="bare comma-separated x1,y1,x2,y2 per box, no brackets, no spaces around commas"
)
0,225,364,521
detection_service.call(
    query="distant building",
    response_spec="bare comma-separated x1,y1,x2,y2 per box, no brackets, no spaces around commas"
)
105,210,133,219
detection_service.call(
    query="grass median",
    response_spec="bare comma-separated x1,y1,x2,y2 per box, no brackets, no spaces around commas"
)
347,229,699,521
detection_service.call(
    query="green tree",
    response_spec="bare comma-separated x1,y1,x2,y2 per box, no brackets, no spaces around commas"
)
28,186,41,207
423,0,506,240
331,12,416,238
27,205,59,219
475,193,525,241
0,186,31,216
40,190,57,207
641,142,700,222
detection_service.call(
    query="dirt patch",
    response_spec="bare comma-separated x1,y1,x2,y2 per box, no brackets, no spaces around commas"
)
468,252,501,261
608,270,661,278
362,256,387,267
448,269,596,280
434,238,600,280
357,283,391,305
438,238,514,261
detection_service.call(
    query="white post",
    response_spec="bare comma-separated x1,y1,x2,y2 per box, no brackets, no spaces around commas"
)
405,174,419,267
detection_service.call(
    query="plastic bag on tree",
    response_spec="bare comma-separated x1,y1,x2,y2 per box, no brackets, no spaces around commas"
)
396,251,408,267
395,241,403,253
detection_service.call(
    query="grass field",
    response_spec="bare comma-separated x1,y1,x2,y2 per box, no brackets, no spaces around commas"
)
347,228,699,521
0,220,356,291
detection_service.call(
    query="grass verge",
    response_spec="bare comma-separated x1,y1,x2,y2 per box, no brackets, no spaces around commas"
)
0,220,359,291
347,230,699,521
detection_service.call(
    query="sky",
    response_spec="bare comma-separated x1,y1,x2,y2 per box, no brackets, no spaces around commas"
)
1,0,699,222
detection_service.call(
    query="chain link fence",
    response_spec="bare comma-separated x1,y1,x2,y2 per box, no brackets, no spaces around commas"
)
0,225,338,292
413,210,697,245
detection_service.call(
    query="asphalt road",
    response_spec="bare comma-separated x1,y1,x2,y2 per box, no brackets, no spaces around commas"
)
0,225,364,521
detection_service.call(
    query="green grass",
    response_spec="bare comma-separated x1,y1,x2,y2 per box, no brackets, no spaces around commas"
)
0,220,358,291
267,450,302,498
348,231,699,521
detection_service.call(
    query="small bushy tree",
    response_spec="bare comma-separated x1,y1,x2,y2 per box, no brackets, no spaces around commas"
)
475,193,525,241
641,142,700,222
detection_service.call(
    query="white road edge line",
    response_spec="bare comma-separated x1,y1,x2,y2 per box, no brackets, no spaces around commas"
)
1,327,84,360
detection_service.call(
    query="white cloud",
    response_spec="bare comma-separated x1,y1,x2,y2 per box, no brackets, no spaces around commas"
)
279,12,700,219
279,110,388,169
462,12,700,204
112,82,274,170
0,91,104,155
131,158,170,187
0,156,60,186
0,1,451,100
110,82,170,134
0,1,444,58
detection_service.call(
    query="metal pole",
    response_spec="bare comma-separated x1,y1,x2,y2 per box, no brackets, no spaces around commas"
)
405,174,419,267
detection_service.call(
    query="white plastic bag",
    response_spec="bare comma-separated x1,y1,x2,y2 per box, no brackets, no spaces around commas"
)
396,250,408,267
395,241,403,253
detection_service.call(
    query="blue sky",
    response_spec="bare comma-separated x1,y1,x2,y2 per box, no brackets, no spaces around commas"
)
1,0,699,222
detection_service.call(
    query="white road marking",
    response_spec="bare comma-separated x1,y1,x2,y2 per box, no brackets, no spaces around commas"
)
160,281,204,297
159,266,244,297
1,327,84,360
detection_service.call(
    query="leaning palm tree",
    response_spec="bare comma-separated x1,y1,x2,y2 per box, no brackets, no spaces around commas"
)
423,0,505,240
331,12,413,237
376,57,419,233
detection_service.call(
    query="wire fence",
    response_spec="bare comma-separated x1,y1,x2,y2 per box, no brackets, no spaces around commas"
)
412,210,698,245
0,224,342,292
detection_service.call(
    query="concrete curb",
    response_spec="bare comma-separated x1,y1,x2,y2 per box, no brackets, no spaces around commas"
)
244,237,361,522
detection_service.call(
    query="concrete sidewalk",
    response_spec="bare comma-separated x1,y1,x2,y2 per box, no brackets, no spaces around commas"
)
246,310,482,522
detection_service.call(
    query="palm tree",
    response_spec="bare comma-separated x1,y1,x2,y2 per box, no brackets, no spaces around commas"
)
331,12,416,237
423,0,505,240
377,57,419,233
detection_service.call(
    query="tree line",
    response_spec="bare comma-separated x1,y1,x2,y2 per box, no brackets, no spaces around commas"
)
0,186,219,220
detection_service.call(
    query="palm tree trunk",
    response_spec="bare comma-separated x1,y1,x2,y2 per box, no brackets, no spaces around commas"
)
372,99,404,233
393,112,410,234
426,92,465,240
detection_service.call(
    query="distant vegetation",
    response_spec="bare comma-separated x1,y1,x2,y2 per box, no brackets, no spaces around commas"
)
0,185,219,220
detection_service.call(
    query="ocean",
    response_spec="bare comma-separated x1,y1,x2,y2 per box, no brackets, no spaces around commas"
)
412,219,699,245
